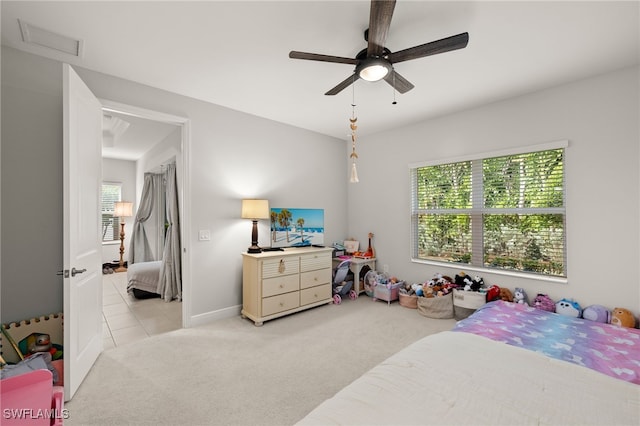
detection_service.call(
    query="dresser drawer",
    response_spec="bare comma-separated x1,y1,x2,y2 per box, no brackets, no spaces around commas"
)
262,291,300,316
262,274,299,298
300,252,331,272
300,284,331,306
300,268,331,290
262,257,299,279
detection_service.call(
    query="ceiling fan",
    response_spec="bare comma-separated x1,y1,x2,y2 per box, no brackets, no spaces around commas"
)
289,0,469,96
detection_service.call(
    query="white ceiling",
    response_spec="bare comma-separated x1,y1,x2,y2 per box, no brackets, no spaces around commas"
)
101,110,179,161
2,1,638,159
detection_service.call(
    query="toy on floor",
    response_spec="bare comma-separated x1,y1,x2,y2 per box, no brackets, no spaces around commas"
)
611,307,636,328
421,273,455,298
485,285,500,302
499,287,514,302
410,283,424,297
332,259,357,304
582,305,611,323
470,276,484,291
513,288,529,305
454,272,473,290
555,298,582,318
533,294,555,312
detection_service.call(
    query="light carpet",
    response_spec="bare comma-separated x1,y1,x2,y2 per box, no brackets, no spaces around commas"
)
65,296,456,425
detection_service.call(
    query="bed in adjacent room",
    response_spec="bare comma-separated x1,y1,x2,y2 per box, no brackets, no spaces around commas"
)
126,261,162,299
297,301,640,425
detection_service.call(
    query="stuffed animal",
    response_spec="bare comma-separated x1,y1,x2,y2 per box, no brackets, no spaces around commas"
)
485,285,500,302
455,272,474,290
533,294,555,312
499,287,513,302
582,305,611,323
555,298,582,318
424,287,435,298
28,333,52,354
513,288,529,305
611,307,636,328
470,276,484,291
411,283,424,297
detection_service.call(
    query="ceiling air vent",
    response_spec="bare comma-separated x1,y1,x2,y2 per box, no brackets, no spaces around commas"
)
18,19,83,57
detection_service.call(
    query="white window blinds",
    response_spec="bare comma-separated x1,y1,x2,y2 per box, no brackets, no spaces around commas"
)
411,141,567,277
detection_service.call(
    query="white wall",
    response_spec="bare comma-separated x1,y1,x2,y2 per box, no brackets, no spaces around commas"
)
102,158,136,264
1,49,63,322
2,43,637,325
348,66,640,313
1,46,348,324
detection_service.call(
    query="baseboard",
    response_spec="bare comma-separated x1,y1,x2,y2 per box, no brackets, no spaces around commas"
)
188,304,242,328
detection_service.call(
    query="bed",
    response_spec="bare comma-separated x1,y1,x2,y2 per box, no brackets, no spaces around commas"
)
297,300,640,425
126,261,162,299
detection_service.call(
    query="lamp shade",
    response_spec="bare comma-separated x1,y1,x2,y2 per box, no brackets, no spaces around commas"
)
241,199,269,220
113,201,133,218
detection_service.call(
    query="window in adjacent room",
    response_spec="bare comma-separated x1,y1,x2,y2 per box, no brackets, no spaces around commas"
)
101,182,122,242
410,141,567,278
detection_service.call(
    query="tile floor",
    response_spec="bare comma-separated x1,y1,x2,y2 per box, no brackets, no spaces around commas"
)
102,271,182,349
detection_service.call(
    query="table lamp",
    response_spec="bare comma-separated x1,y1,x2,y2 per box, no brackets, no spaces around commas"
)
241,199,269,253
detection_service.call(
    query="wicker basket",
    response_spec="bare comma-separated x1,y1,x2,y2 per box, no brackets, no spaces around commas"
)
417,292,454,319
453,288,487,320
398,292,418,309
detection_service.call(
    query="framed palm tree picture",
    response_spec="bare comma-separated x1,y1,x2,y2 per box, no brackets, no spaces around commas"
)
269,208,324,248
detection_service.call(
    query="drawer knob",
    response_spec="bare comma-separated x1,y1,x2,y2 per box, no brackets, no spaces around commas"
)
278,259,285,273
279,284,284,288
314,277,318,281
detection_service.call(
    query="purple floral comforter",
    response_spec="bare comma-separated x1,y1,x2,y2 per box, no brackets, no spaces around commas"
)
453,300,640,384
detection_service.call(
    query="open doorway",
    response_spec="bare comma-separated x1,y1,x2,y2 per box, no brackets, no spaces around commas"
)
100,104,186,348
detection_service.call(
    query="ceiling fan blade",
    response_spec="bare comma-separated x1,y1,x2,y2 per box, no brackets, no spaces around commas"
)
289,51,359,65
367,0,396,57
389,32,469,64
384,70,414,94
325,74,360,96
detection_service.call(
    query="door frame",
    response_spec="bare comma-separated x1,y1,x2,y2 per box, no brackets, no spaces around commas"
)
100,99,192,327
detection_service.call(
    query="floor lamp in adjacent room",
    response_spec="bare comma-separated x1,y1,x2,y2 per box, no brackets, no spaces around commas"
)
113,201,133,272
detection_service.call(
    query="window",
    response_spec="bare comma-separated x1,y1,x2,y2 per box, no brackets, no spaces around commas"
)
410,142,567,278
101,182,122,242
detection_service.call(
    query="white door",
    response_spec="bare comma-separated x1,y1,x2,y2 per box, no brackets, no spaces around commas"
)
63,64,103,401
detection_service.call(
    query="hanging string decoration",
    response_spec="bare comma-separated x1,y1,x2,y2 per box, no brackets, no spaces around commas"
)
349,79,359,183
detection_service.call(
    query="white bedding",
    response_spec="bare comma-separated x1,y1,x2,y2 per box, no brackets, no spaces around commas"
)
126,261,162,295
297,331,640,426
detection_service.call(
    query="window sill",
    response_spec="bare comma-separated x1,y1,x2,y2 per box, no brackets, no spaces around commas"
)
410,258,568,285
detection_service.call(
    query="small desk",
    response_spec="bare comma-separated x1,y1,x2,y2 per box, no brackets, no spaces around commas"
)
332,256,376,295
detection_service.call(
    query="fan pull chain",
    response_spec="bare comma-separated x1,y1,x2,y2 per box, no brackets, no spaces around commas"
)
392,70,397,105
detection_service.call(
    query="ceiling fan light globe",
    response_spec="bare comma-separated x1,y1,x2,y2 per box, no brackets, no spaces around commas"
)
359,64,388,81
357,58,391,82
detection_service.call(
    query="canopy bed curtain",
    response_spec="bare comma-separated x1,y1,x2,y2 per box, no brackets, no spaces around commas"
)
129,172,165,264
157,163,182,302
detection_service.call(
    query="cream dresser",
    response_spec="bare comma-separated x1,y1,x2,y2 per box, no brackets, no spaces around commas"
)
242,247,333,326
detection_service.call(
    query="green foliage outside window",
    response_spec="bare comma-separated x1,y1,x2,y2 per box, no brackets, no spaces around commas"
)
413,148,565,277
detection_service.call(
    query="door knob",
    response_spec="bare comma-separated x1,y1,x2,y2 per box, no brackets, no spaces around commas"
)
71,267,87,277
